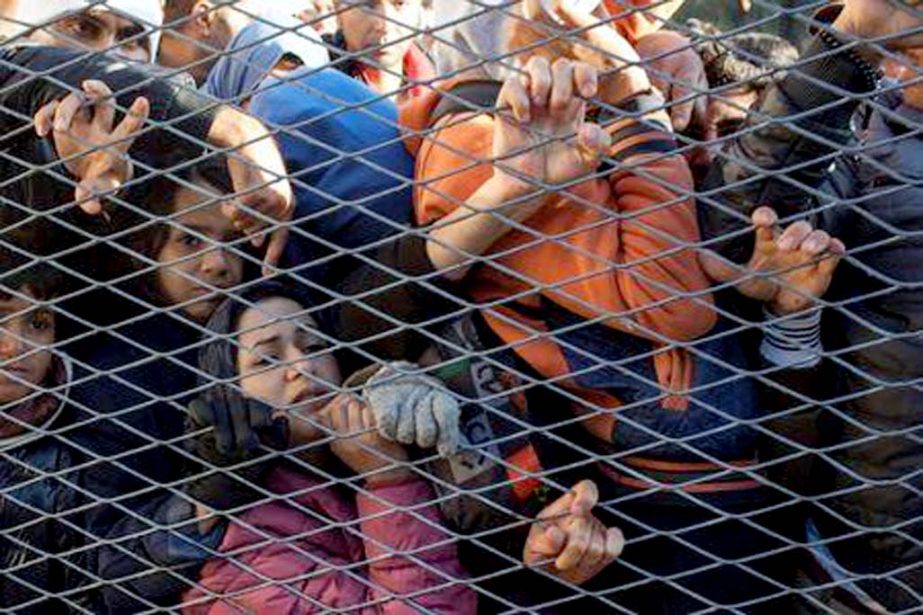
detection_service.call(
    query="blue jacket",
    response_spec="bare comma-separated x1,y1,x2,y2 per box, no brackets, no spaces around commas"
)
1,437,84,613
247,68,414,285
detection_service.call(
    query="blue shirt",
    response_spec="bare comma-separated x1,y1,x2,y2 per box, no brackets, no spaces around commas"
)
248,68,414,281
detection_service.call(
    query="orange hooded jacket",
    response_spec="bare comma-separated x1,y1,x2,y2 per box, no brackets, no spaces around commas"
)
400,83,716,421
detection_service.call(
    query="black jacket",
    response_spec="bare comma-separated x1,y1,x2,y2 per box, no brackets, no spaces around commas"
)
700,30,923,611
63,313,226,613
0,44,219,306
0,358,88,613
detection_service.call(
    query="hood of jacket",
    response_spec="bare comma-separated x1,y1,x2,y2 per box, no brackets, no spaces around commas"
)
203,19,329,103
0,354,72,452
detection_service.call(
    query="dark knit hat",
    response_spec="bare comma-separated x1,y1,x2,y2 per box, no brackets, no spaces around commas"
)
688,19,800,90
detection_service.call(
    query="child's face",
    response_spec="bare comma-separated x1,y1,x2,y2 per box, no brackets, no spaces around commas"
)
155,184,244,323
236,297,342,441
0,288,55,405
337,0,422,70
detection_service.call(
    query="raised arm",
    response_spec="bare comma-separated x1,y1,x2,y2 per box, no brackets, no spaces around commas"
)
0,45,292,272
699,0,923,263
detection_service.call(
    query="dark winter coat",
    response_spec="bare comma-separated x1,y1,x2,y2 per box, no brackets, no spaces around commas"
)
700,31,923,611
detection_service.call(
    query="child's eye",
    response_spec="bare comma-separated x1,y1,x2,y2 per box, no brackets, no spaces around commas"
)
29,311,53,333
296,336,328,355
179,234,203,249
253,354,279,367
56,16,104,41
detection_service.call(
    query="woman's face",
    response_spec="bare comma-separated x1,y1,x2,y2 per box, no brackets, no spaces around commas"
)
236,297,342,440
155,182,244,323
0,287,55,405
337,0,422,71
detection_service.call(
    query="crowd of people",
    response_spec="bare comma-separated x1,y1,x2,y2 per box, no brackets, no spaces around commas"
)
0,0,920,612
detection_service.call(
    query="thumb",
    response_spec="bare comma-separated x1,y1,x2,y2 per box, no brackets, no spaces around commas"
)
570,479,599,517
670,96,694,133
577,123,611,169
816,238,846,279
75,183,103,216
262,227,288,277
751,206,778,247
606,527,625,559
526,525,567,561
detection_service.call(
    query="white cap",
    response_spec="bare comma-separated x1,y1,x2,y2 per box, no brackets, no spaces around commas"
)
8,0,164,60
539,0,603,24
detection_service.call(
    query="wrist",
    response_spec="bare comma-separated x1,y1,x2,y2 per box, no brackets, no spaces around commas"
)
599,67,653,107
482,171,544,208
364,467,413,489
208,106,264,149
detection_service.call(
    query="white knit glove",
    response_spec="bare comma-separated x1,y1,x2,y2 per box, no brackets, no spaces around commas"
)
362,362,462,458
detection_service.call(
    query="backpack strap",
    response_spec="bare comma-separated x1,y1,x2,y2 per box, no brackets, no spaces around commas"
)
429,80,503,127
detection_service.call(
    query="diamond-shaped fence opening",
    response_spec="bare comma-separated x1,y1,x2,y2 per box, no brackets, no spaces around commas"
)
1,0,921,613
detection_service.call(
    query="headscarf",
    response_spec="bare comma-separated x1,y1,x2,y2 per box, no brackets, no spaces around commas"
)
203,18,329,102
7,0,164,59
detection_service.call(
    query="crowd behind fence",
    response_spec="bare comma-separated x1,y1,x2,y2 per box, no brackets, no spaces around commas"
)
0,0,921,613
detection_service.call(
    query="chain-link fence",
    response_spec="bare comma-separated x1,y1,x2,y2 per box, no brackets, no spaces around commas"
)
0,0,921,613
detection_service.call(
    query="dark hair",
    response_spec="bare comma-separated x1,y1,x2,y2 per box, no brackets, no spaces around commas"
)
687,19,800,90
121,157,242,306
0,246,66,303
163,0,199,21
125,157,233,263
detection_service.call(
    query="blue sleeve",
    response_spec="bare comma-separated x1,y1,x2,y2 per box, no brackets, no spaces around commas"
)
249,73,414,277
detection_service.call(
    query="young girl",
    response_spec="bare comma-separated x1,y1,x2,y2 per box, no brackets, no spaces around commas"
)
0,255,83,612
181,282,477,613
65,161,258,612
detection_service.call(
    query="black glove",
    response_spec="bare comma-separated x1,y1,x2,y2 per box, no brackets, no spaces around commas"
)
183,397,290,511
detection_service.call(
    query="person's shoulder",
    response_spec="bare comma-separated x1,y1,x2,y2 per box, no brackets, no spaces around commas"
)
251,68,397,122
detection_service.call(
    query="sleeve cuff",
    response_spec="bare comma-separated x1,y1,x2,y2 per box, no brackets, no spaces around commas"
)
760,306,823,369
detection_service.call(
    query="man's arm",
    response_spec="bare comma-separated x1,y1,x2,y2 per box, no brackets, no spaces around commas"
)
699,4,887,263
0,45,293,270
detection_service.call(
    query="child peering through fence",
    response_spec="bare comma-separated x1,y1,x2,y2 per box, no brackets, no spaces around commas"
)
0,251,86,613
178,281,476,613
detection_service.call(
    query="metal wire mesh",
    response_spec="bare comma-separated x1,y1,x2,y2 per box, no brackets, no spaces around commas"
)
0,0,921,613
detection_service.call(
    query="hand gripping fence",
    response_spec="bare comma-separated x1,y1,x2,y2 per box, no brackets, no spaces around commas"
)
1,0,922,613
